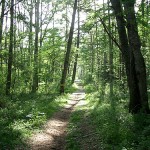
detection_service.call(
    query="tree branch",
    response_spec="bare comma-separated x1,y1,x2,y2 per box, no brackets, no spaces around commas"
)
98,17,122,51
2,0,24,17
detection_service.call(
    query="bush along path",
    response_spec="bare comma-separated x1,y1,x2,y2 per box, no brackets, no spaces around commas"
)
29,83,86,150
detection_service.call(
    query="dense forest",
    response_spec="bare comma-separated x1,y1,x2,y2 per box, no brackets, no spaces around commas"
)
0,0,150,149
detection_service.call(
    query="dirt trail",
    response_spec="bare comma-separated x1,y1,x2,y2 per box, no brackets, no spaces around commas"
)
29,84,85,150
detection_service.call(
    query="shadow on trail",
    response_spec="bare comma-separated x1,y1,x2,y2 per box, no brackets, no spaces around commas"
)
0,81,88,150
66,98,122,150
29,84,85,150
0,92,62,150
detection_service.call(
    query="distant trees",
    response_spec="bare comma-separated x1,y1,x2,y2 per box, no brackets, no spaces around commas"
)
0,0,76,95
0,0,150,114
6,0,14,95
79,0,150,114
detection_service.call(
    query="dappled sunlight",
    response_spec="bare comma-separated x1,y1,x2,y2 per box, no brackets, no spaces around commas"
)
64,104,74,109
45,119,67,128
68,100,79,105
45,128,62,136
76,99,87,107
30,111,68,149
29,83,86,149
31,133,54,144
1,0,149,149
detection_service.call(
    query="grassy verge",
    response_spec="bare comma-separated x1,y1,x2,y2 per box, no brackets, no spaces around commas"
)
66,84,150,150
66,89,96,150
87,92,150,150
0,84,76,149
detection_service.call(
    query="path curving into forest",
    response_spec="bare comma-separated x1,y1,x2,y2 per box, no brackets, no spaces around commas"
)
29,82,85,150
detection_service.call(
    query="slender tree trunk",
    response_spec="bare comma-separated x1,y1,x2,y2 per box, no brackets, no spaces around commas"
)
6,0,14,95
60,0,77,94
65,3,69,43
93,0,100,85
91,33,94,75
32,0,40,93
40,0,42,47
72,0,80,84
102,0,107,80
11,3,17,93
39,0,43,83
0,0,5,49
108,0,113,99
0,0,5,69
51,2,55,82
4,15,8,65
29,0,33,66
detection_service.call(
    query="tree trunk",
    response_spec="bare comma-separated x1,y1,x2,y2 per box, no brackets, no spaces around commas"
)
28,0,33,66
32,0,40,93
60,0,77,94
72,0,80,84
108,0,114,100
6,0,14,95
0,0,5,68
110,0,150,113
124,0,149,113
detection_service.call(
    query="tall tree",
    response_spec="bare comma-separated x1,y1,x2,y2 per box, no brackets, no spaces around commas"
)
108,0,114,100
28,0,33,66
110,0,150,113
32,0,40,92
72,0,80,84
6,0,14,95
60,0,77,93
0,0,5,68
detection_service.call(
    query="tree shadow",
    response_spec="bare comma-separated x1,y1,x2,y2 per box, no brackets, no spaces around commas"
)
0,92,63,150
27,88,85,150
132,113,150,149
0,119,28,149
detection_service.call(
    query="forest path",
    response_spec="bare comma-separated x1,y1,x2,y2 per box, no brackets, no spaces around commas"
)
29,81,86,150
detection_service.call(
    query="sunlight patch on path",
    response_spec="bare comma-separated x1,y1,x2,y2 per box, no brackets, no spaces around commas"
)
29,85,85,150
76,99,87,107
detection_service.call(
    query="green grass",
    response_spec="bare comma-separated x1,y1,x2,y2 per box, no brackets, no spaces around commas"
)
66,83,150,150
66,91,89,150
0,81,77,149
86,85,150,150
66,111,83,150
0,92,70,149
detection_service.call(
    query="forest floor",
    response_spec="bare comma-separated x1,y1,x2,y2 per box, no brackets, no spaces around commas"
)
29,82,95,150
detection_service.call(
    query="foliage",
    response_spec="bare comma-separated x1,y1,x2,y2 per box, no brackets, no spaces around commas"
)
66,83,150,150
0,0,150,148
0,92,70,149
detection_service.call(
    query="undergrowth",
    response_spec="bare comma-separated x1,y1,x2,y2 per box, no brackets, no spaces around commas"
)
0,84,75,149
66,83,150,150
88,91,150,150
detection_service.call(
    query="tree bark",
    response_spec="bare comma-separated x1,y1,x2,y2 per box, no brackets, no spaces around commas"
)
6,0,14,95
72,0,80,84
32,0,40,93
60,0,77,93
108,0,114,100
28,0,33,66
110,0,149,113
124,0,149,113
0,0,5,68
